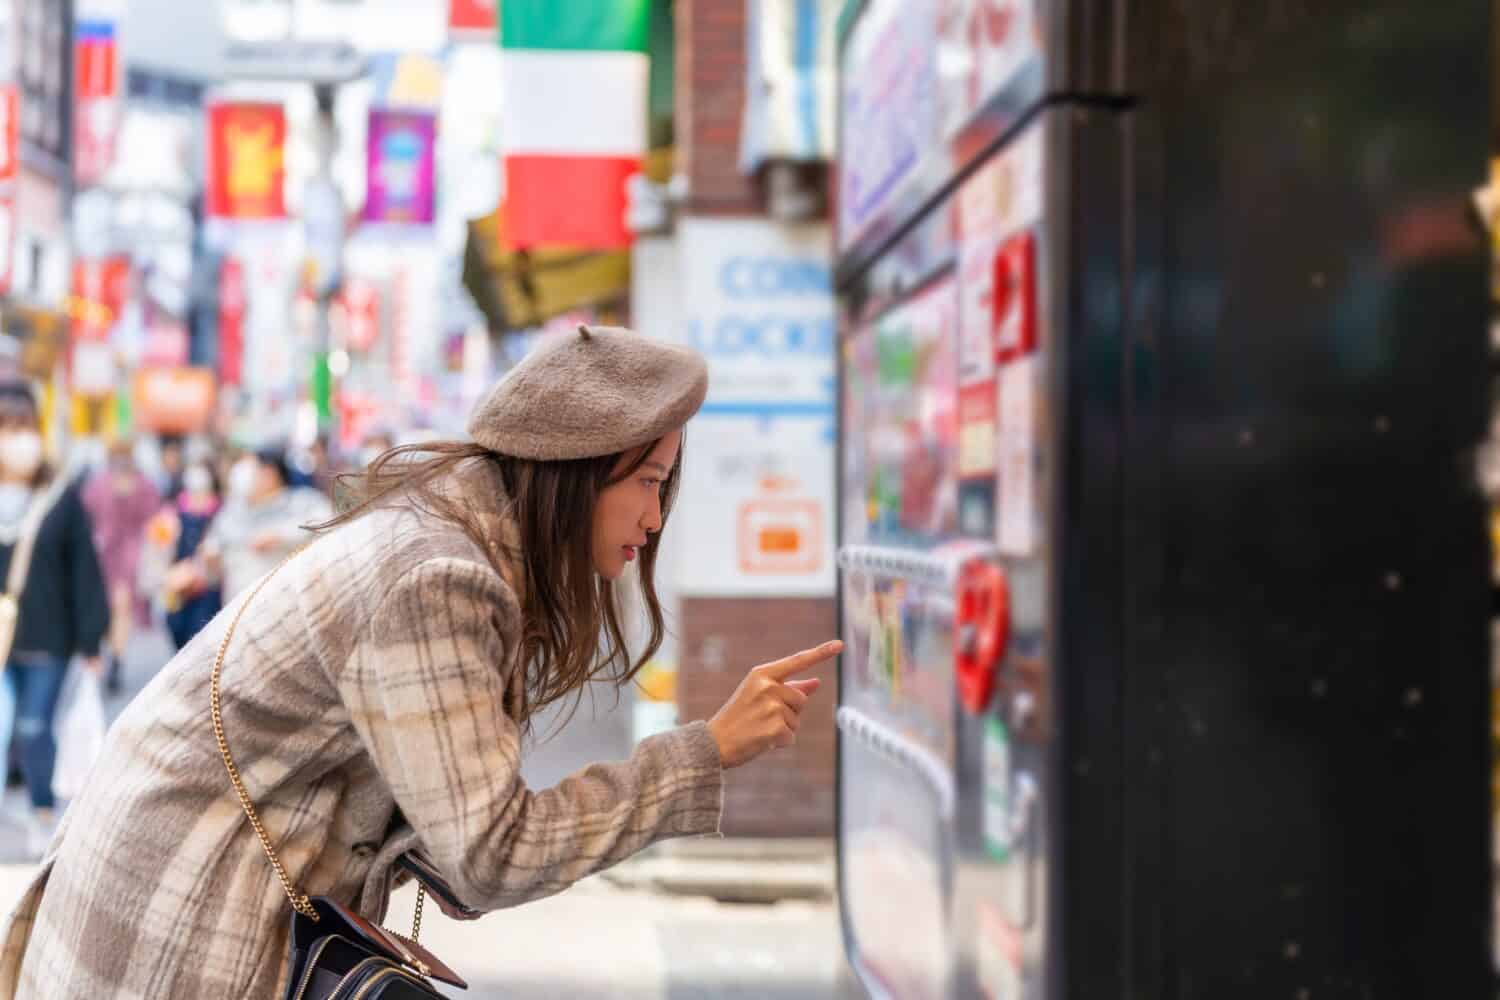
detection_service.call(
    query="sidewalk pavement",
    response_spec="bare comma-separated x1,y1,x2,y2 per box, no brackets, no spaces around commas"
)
603,837,836,904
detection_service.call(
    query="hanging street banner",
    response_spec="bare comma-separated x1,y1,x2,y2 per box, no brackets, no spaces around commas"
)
205,102,286,221
0,83,17,294
363,109,437,226
68,255,129,342
73,19,119,187
500,0,648,249
217,256,245,387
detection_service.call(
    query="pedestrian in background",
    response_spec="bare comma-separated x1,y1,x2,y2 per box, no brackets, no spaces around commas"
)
201,448,332,601
0,381,106,859
0,327,840,996
153,435,185,501
81,438,160,696
161,460,223,651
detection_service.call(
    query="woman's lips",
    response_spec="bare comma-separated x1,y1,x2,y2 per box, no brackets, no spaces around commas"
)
623,545,637,561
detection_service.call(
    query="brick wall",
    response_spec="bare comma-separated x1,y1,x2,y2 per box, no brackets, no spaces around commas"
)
679,597,838,836
671,0,836,838
675,0,764,215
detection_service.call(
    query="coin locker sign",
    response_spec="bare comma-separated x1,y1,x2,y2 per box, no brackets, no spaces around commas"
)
675,218,836,597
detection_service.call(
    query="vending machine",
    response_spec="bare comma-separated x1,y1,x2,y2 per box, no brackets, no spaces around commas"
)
833,2,1492,998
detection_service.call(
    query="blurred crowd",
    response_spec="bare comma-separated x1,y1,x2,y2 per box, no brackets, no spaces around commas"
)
0,378,393,860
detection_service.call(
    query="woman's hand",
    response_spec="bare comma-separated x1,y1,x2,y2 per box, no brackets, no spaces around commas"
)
706,640,843,769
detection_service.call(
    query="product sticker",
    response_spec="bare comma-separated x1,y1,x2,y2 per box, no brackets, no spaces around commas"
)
958,380,998,479
996,356,1039,555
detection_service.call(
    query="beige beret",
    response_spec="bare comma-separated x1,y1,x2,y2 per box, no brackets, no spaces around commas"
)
467,325,709,461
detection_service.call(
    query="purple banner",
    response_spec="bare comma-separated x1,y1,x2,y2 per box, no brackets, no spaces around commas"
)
363,109,436,225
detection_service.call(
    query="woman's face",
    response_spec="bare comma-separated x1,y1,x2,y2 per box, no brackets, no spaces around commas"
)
590,429,681,581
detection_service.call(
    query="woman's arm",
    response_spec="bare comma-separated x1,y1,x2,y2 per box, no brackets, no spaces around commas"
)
340,557,723,914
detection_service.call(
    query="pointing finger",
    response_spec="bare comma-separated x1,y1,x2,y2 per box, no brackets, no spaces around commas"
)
763,640,843,681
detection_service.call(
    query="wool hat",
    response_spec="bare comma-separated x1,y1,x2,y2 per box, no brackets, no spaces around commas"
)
468,325,709,461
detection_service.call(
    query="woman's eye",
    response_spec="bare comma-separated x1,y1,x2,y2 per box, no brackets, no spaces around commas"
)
642,478,660,488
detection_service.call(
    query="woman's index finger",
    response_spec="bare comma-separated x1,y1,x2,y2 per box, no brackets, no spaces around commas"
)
764,640,843,680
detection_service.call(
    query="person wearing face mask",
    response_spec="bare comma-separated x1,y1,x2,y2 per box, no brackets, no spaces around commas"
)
161,462,223,650
81,439,161,696
200,447,333,601
0,381,107,859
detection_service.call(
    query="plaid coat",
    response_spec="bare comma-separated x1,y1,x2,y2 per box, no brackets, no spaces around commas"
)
0,470,724,997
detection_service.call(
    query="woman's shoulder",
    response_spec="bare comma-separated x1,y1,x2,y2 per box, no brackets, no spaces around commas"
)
307,506,519,608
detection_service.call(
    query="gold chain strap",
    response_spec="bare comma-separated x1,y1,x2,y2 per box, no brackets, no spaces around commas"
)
211,545,426,942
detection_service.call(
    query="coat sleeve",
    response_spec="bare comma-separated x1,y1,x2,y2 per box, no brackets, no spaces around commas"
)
339,556,724,913
63,483,109,658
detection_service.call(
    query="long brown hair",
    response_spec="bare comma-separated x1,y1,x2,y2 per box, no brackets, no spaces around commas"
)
313,438,682,726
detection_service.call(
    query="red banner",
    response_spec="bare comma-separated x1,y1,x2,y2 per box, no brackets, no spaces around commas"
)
74,20,119,186
0,86,17,185
0,195,14,296
218,256,245,387
449,0,496,37
339,277,379,353
206,103,286,220
69,256,130,342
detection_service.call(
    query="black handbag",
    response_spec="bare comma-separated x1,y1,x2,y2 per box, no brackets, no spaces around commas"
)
211,549,471,999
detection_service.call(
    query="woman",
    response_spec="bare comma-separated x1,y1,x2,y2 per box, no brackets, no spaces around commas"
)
0,327,839,997
0,381,107,858
81,438,160,695
161,460,223,650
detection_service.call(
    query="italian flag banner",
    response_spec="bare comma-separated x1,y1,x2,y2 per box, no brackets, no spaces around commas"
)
501,0,648,250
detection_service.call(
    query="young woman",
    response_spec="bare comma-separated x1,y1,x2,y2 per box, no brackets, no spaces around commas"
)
0,381,107,858
0,327,840,997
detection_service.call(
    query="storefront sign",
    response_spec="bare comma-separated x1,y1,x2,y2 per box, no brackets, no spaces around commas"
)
448,0,496,39
676,218,836,597
363,109,437,225
133,366,215,434
206,102,286,221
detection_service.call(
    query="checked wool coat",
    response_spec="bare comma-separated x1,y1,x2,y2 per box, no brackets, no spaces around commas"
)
0,466,725,997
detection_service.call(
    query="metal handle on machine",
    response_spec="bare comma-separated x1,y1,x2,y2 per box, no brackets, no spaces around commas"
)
838,543,999,588
836,706,955,819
